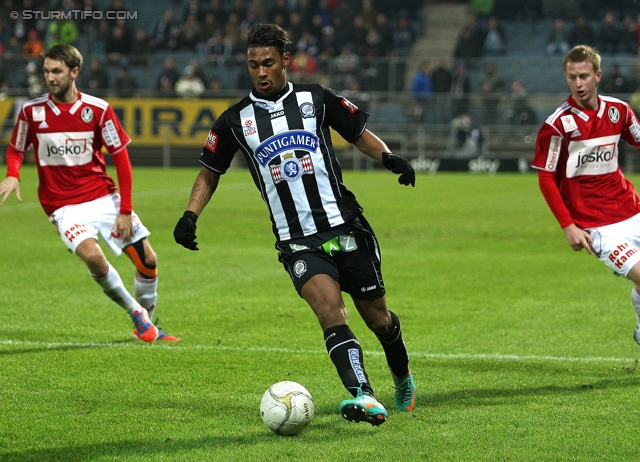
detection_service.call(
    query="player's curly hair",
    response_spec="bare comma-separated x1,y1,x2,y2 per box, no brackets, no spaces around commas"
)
44,44,83,71
247,23,292,56
563,45,601,73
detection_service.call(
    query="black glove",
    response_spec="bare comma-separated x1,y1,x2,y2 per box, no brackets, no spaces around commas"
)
174,211,199,250
382,152,415,187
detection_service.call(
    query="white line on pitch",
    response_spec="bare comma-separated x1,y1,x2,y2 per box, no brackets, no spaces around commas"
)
0,339,636,364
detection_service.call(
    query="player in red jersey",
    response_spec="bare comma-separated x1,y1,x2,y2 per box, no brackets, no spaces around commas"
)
532,45,640,345
0,44,178,342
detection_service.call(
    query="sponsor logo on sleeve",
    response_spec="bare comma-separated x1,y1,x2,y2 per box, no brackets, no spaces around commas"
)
630,116,640,142
560,115,578,133
101,120,121,148
341,97,358,114
15,120,28,151
546,135,562,170
204,130,218,151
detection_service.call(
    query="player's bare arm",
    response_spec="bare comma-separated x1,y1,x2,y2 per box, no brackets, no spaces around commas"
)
563,223,595,255
0,176,21,205
187,167,221,216
354,130,389,160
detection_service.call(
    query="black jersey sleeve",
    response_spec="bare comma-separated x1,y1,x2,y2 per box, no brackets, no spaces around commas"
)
322,87,369,143
199,109,240,174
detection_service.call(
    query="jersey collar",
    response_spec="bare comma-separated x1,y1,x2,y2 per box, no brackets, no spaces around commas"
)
250,82,293,103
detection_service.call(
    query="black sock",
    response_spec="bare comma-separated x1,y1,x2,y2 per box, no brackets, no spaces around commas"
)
324,324,373,397
376,311,410,379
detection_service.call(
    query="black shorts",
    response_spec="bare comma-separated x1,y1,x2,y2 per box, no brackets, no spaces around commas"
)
279,217,386,300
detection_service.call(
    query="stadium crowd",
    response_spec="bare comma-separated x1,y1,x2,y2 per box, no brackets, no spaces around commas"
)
0,0,424,96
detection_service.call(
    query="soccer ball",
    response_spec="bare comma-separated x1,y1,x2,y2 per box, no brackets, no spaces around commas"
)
260,381,314,436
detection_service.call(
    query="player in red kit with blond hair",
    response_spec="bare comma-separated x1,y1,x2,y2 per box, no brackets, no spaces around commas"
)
533,45,640,345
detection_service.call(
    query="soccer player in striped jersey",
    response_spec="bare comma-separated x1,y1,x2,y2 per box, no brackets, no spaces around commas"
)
533,45,640,346
174,23,416,425
0,44,178,342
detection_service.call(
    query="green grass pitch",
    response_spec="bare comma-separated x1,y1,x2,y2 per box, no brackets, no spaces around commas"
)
1,166,639,461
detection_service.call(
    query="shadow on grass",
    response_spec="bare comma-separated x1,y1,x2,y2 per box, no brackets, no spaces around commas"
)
422,376,640,409
0,338,136,356
0,425,380,462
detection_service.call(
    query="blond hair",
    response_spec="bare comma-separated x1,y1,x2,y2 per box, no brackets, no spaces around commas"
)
563,45,601,73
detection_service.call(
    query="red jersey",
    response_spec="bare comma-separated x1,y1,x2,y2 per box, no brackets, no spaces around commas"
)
532,95,640,228
7,91,131,215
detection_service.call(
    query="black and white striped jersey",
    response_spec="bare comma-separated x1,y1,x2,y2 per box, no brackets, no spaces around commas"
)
200,82,369,246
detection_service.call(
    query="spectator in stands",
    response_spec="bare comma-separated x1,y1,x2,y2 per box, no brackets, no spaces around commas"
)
180,13,204,52
22,30,44,58
150,8,178,50
453,26,483,66
569,15,596,48
546,18,570,55
482,17,507,56
363,27,389,57
289,45,318,84
501,80,537,126
158,76,176,98
114,66,138,98
431,59,453,124
296,30,321,57
392,16,416,57
600,64,631,95
205,30,233,65
341,75,371,113
287,11,305,45
350,15,369,56
105,20,132,66
83,58,109,97
409,61,432,123
208,77,223,92
155,58,181,91
269,0,290,28
22,60,45,98
631,85,640,115
175,65,205,99
189,59,208,86
46,11,79,48
598,12,620,55
319,25,340,58
224,12,244,54
451,62,471,118
478,60,505,125
620,14,638,55
207,0,228,29
129,28,151,67
181,0,205,23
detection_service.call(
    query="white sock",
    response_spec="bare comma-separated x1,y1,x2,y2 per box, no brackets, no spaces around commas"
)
91,262,140,312
631,286,640,326
135,275,157,319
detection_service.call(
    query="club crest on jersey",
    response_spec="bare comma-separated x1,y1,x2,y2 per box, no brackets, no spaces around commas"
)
254,130,319,167
299,102,315,119
32,106,45,122
81,107,93,122
270,153,313,183
560,115,578,133
608,107,620,123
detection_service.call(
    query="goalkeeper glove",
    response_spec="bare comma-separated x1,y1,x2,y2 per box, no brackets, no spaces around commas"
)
381,152,416,187
174,211,199,251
